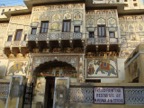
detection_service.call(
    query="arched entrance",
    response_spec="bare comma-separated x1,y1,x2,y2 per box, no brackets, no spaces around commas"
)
34,60,77,77
33,60,77,108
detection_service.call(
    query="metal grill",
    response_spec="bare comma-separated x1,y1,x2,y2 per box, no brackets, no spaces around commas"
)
124,88,144,105
70,87,93,103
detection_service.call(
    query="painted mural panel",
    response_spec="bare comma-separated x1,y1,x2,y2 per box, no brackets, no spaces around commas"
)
0,59,8,77
6,60,29,76
86,59,118,78
33,77,46,105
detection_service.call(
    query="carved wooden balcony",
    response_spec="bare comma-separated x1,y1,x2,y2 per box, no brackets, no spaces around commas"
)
5,41,12,47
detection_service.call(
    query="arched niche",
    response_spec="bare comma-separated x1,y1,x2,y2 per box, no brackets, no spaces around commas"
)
86,18,95,26
108,18,116,26
128,24,134,32
63,13,71,20
52,14,61,22
97,18,105,25
39,12,50,21
73,12,83,20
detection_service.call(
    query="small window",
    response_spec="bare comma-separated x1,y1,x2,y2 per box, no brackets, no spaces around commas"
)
62,20,71,32
24,34,27,41
31,28,37,35
14,29,23,41
98,25,106,37
134,3,137,6
7,35,12,41
89,32,94,38
109,31,115,38
40,21,49,33
74,26,80,32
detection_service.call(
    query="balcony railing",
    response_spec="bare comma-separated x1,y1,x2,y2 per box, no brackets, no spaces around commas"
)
28,34,37,41
87,37,119,45
109,38,118,44
38,33,48,41
12,41,21,47
4,41,27,47
93,0,123,4
5,41,12,47
21,41,27,47
73,33,82,39
98,37,107,44
49,33,61,40
87,38,96,45
28,32,83,41
61,32,71,40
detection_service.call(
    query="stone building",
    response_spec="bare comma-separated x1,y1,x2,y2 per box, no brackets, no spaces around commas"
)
0,0,144,108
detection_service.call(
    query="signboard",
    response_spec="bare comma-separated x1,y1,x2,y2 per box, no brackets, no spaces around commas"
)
94,87,124,104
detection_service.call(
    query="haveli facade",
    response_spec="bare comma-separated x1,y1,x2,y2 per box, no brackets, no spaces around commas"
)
0,0,144,108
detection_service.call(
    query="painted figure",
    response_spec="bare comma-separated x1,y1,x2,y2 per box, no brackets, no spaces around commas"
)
88,64,95,75
7,62,28,75
94,60,117,76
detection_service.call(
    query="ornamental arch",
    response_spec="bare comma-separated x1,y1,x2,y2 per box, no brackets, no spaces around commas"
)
31,55,84,78
33,60,77,77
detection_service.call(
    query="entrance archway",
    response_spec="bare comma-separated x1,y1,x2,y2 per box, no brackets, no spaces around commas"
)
33,60,77,108
33,60,77,77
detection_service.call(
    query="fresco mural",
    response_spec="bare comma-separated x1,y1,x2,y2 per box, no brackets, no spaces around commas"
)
0,59,8,77
86,59,118,78
33,77,46,104
7,61,29,76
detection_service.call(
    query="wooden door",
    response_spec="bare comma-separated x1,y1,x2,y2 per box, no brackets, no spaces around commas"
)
44,77,55,108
